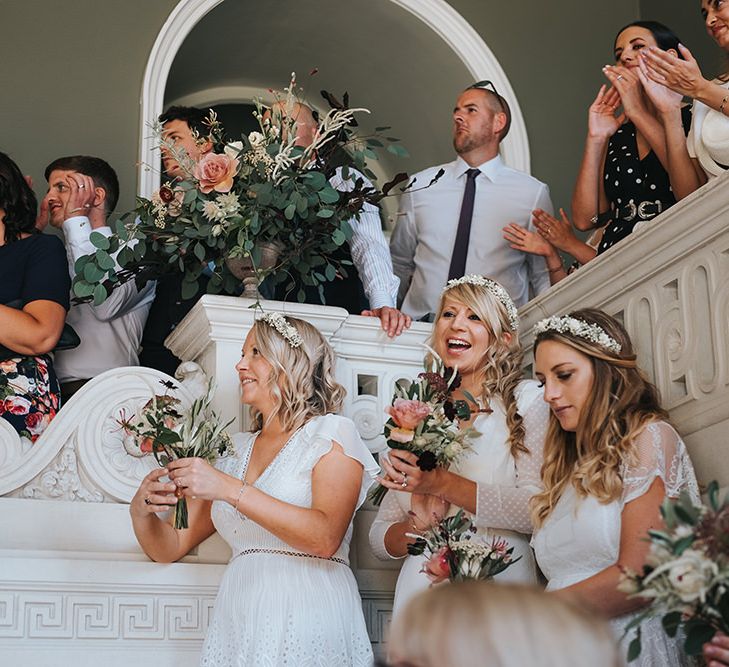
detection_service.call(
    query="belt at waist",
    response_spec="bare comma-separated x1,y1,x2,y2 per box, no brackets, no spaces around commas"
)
231,547,347,566
613,199,663,222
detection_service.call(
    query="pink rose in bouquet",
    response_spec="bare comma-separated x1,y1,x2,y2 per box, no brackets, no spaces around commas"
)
386,398,430,430
423,546,452,584
193,152,240,194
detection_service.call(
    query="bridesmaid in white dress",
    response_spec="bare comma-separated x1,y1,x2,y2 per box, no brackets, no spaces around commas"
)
130,313,378,667
369,275,550,618
531,308,700,666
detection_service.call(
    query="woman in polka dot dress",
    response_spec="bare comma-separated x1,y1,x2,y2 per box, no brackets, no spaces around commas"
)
571,21,692,255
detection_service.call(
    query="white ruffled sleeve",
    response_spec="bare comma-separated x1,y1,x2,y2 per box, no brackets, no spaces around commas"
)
298,414,380,511
368,489,409,561
474,381,548,534
622,421,700,505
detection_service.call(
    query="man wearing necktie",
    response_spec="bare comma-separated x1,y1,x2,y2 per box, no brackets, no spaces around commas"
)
390,82,554,320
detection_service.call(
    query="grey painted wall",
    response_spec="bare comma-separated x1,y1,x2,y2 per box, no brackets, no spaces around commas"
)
1,0,721,217
0,0,178,214
640,0,727,80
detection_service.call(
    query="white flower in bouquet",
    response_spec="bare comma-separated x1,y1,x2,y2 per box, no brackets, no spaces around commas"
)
246,132,265,148
444,441,463,459
224,141,245,157
645,541,675,568
665,549,718,603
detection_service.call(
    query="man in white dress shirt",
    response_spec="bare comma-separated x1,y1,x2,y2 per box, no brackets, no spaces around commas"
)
41,155,154,400
264,101,410,337
390,82,554,320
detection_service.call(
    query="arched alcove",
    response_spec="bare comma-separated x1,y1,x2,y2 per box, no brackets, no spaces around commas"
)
138,0,530,201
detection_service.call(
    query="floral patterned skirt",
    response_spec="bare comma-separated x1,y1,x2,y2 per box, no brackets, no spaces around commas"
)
0,355,60,441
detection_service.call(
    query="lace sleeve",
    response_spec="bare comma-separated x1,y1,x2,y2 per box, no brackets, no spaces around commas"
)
474,382,548,534
622,421,700,505
368,490,408,561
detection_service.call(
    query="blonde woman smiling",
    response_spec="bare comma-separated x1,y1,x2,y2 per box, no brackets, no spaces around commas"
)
130,313,378,666
369,275,549,618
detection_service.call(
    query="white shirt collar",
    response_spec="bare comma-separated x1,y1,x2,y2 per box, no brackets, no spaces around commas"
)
454,154,504,182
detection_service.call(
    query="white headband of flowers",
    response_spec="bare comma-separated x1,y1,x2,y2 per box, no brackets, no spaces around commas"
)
533,315,622,355
443,274,519,331
259,312,303,348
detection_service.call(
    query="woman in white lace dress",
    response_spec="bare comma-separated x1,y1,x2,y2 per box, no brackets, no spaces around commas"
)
531,308,700,666
369,275,549,618
130,313,378,667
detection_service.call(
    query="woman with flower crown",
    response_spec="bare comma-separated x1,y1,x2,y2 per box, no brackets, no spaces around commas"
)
130,312,378,666
369,275,550,618
531,308,700,665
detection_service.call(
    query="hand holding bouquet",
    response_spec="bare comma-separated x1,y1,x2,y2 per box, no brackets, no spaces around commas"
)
407,509,520,583
119,380,233,528
620,481,729,660
368,354,480,505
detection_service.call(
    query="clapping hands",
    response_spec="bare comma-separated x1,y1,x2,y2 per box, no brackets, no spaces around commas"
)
587,84,625,139
640,43,706,99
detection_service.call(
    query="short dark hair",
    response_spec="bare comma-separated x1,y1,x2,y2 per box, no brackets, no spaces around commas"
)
0,151,38,243
614,21,683,57
465,82,512,141
44,155,119,215
159,105,210,138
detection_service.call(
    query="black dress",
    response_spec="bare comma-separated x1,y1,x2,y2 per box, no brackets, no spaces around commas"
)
599,106,692,255
0,234,70,441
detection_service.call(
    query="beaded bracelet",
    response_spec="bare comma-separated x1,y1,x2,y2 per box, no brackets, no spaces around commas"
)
235,480,249,518
720,95,729,115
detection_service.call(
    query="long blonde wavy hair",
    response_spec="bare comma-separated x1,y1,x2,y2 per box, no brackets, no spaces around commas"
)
530,308,668,529
247,316,345,432
428,279,527,458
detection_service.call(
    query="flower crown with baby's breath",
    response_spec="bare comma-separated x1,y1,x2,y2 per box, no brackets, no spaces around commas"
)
259,312,303,348
533,315,622,355
443,275,519,331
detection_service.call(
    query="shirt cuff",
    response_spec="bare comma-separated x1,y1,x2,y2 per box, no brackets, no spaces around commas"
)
367,289,396,310
62,216,91,241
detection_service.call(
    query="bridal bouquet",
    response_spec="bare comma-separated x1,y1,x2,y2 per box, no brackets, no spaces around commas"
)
620,481,729,660
368,354,479,506
119,380,234,528
72,73,412,305
407,509,520,583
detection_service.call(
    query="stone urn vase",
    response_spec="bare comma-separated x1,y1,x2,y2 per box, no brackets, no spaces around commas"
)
225,241,283,298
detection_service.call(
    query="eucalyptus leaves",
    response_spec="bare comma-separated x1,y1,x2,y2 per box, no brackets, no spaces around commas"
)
72,77,410,306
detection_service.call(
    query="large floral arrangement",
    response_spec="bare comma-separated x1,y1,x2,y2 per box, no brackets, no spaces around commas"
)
119,379,233,528
368,352,480,506
72,74,411,304
407,509,520,583
620,481,729,660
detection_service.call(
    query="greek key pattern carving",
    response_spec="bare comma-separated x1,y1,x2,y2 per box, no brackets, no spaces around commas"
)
0,591,216,640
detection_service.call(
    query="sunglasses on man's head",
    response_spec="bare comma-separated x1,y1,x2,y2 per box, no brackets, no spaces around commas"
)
467,80,507,114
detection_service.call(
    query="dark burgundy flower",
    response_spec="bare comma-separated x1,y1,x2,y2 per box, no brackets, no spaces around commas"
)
418,371,447,395
443,400,456,421
417,450,437,471
444,366,461,391
697,506,729,560
159,185,175,203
